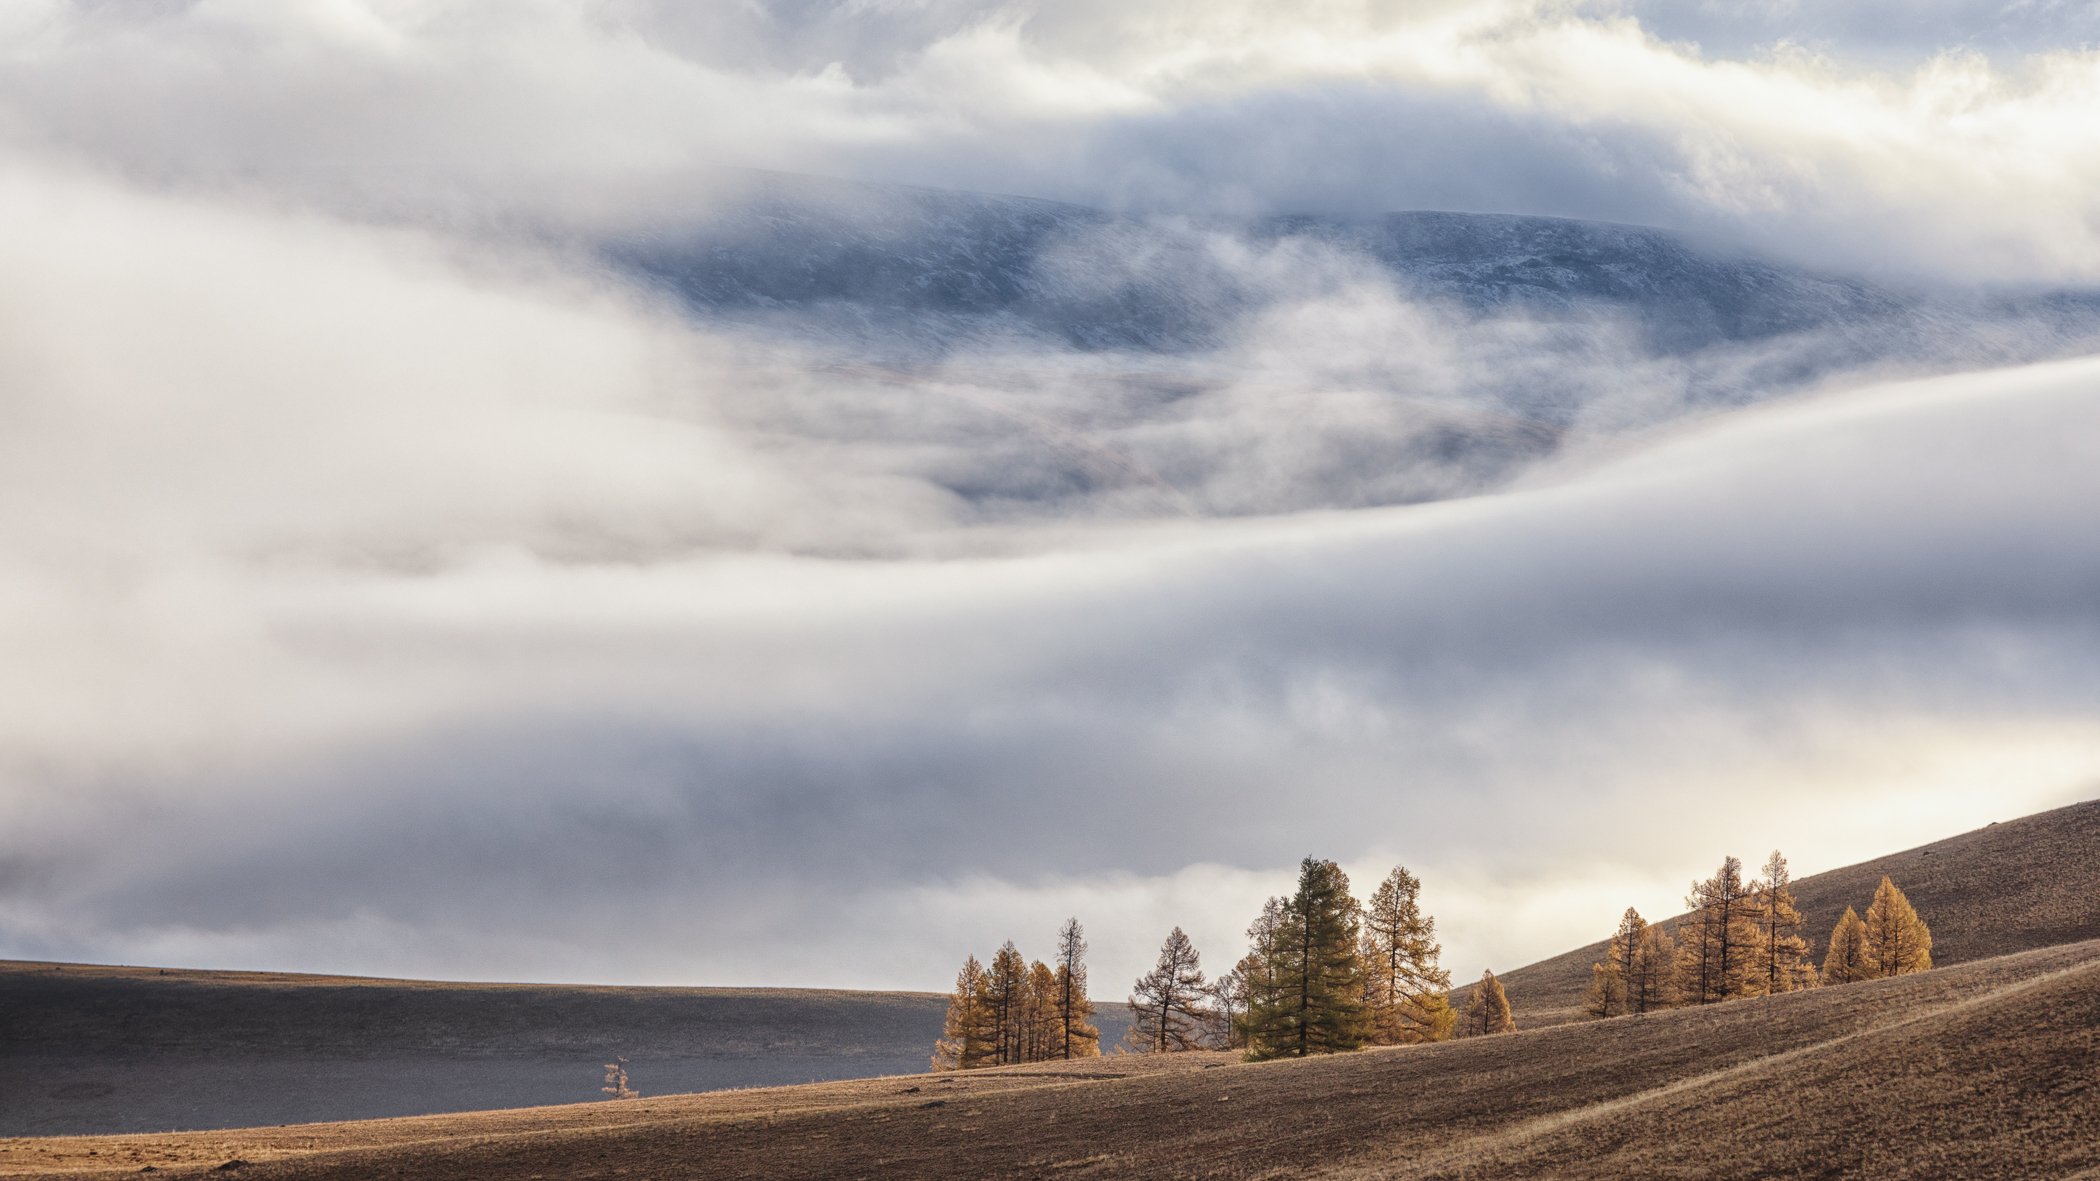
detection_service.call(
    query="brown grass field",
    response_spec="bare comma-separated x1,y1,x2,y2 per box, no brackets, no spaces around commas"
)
4,938,2096,1179
4,797,2095,1179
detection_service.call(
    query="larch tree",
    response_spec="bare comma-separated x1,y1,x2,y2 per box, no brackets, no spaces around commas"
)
1127,927,1210,1053
1025,961,1061,1062
1459,969,1516,1037
1247,858,1368,1060
1053,917,1101,1059
1678,856,1765,1004
1862,876,1933,978
1205,969,1245,1050
1234,897,1289,1054
1822,906,1873,985
1749,850,1813,995
1360,865,1456,1044
932,955,998,1071
1625,923,1678,1014
987,941,1029,1065
1584,908,1648,1019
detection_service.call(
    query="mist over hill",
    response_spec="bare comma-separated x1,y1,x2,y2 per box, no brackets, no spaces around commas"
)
594,172,2100,520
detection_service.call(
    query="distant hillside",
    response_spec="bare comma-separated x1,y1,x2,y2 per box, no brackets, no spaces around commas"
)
605,172,2100,368
0,964,960,1136
10,938,2096,1178
604,173,1910,359
1486,795,2100,1026
594,174,2100,521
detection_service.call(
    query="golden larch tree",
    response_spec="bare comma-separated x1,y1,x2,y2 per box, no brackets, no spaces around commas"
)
1585,908,1647,1018
1360,865,1456,1043
932,955,998,1070
1678,855,1765,1004
1626,922,1678,1013
1862,876,1933,978
1053,917,1101,1059
1459,969,1516,1037
987,941,1029,1065
1025,961,1060,1062
1750,850,1813,995
1821,906,1873,985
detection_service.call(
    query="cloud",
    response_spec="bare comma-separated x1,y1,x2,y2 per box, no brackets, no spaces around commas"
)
9,2,2100,279
4,2,2100,993
3,150,2097,986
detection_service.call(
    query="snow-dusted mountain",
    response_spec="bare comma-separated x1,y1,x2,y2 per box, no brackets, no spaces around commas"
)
606,174,2098,356
596,174,2100,519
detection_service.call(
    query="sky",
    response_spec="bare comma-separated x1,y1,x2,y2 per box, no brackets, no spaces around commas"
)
2,0,2099,994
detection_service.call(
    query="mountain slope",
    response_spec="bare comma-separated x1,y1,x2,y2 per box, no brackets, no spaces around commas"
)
605,173,1921,359
595,174,2100,522
1487,795,2100,1026
8,938,2096,1179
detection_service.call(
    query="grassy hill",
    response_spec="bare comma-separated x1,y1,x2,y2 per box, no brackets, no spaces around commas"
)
1485,796,2100,1026
0,963,955,1136
6,796,2096,1175
5,938,2095,1179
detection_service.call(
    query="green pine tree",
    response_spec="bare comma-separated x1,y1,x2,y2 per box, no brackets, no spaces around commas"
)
1246,857,1368,1059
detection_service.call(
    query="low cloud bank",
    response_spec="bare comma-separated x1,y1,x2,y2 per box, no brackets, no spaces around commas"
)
2,151,2096,986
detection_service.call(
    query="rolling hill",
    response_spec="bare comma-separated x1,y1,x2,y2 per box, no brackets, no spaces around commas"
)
4,938,2094,1178
0,965,946,1136
4,795,2096,1178
1483,795,2100,1027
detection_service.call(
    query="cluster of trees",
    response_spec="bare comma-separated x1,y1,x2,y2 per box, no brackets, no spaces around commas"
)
937,852,1939,1069
1127,858,1487,1060
936,858,1518,1068
1585,853,1934,1017
932,918,1100,1069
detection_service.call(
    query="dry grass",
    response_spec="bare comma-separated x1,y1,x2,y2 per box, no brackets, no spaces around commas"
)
1486,795,2100,1026
9,798,2095,1177
6,939,2096,1180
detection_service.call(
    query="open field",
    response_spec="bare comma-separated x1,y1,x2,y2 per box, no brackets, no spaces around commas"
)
7,798,2094,1174
0,964,963,1136
1486,796,2100,1026
5,937,2095,1179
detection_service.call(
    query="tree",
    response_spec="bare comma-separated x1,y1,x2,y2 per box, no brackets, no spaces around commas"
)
1025,961,1061,1062
1053,917,1101,1059
600,1056,638,1100
1234,897,1289,1053
1678,856,1765,1004
1822,907,1873,986
1584,908,1647,1019
1459,969,1516,1037
987,942,1029,1065
1127,927,1210,1052
1625,923,1678,1013
1862,876,1933,978
1360,865,1456,1043
1583,962,1622,1020
932,955,998,1070
1245,858,1369,1059
1205,969,1245,1050
1749,851,1813,995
